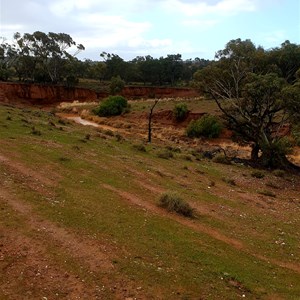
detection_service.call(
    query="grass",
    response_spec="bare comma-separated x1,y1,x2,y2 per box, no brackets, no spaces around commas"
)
0,104,300,299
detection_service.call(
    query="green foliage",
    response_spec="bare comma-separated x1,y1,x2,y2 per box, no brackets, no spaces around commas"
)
109,75,125,95
186,114,222,138
158,192,194,217
259,137,293,168
173,103,189,121
291,125,300,146
66,75,79,87
94,95,128,117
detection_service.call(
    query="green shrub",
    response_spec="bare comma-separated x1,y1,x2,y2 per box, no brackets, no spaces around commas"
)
173,103,189,121
94,96,128,117
110,75,125,95
158,192,194,217
186,114,222,138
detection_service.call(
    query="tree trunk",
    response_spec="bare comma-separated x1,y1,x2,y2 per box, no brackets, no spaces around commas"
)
148,99,159,143
148,112,152,143
259,149,292,170
251,143,259,161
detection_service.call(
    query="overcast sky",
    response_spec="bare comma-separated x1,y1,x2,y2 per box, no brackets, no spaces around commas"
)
1,0,299,61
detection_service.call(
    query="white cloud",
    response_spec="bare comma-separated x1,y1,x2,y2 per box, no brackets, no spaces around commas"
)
73,13,152,48
162,0,257,17
262,30,286,44
181,19,219,28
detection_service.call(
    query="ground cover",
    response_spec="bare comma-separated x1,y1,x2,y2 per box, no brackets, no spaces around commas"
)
0,103,299,299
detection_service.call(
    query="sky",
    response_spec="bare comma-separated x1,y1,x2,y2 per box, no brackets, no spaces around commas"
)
0,0,299,61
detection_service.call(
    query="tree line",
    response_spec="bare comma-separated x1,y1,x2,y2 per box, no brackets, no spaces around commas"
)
0,31,210,86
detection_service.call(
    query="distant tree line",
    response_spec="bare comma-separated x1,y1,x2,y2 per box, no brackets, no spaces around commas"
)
0,31,210,86
1,31,299,91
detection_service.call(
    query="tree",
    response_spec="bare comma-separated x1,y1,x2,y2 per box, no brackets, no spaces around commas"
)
268,41,300,84
148,99,160,143
109,75,125,95
0,37,18,80
100,52,128,81
194,39,300,169
10,31,84,83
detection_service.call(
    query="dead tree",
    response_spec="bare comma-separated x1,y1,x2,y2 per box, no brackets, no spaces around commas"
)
148,99,160,143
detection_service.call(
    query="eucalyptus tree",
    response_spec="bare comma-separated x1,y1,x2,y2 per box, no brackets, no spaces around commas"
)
194,39,300,169
12,31,84,83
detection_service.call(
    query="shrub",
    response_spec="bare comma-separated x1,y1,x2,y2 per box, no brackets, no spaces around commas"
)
173,103,189,121
265,181,279,189
212,154,231,165
272,169,285,178
158,192,194,217
31,126,41,136
157,149,174,159
258,190,276,197
186,114,222,138
133,143,147,152
222,177,236,186
251,170,265,179
94,96,128,117
166,145,181,153
110,75,125,95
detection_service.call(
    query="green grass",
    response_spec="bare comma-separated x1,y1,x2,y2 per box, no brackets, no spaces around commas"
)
1,104,300,299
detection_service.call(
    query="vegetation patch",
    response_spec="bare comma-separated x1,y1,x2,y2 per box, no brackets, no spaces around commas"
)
258,190,276,198
173,103,189,121
251,170,265,179
94,95,128,117
186,114,222,138
158,192,194,217
132,143,147,152
212,154,231,165
222,177,236,186
272,169,285,178
157,149,174,159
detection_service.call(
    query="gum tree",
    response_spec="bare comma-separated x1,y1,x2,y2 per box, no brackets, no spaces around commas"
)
194,39,300,169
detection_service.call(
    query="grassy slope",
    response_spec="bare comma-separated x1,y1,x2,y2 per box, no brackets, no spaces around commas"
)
0,104,299,299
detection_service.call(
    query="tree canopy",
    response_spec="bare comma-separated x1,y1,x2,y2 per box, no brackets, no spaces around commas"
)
194,39,300,169
0,31,84,83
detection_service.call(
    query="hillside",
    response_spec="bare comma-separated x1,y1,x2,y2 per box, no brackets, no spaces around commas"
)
0,102,300,299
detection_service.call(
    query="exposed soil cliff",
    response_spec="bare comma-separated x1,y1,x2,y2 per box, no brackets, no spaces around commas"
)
0,82,199,105
0,82,97,104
